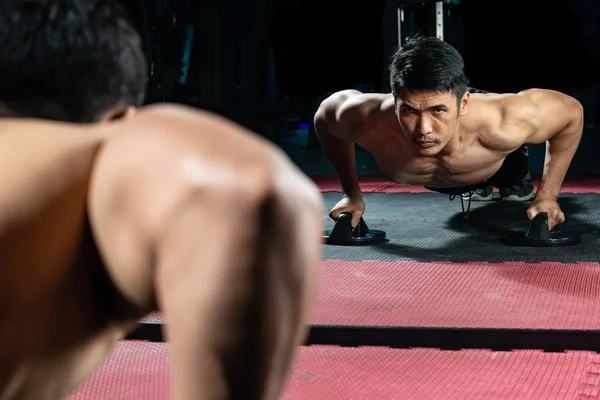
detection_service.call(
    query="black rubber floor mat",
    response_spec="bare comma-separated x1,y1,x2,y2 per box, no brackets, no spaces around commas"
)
321,193,600,263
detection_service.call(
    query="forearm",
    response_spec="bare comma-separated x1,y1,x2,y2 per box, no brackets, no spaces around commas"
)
314,120,362,198
154,179,320,400
537,111,584,199
155,198,264,400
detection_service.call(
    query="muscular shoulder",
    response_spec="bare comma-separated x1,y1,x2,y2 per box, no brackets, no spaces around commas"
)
498,92,541,129
91,104,278,228
499,88,584,132
493,89,582,145
469,92,540,151
315,90,394,128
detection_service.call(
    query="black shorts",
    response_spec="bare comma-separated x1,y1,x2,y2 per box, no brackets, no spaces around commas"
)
424,86,530,195
424,145,530,195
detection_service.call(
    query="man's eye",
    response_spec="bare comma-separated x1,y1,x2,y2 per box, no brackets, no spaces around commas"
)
434,108,445,113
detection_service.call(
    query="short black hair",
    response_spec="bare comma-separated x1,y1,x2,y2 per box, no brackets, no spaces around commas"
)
0,0,147,122
389,35,467,104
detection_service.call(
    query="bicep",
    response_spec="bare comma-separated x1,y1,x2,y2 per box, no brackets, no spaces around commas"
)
517,89,583,144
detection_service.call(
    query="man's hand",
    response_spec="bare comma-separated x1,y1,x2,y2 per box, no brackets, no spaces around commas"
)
527,197,565,231
329,195,366,229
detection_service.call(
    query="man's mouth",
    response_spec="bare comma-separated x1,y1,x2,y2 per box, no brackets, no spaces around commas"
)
416,140,436,148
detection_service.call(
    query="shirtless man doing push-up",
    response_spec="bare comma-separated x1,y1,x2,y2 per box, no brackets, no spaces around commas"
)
0,1,322,399
315,35,584,231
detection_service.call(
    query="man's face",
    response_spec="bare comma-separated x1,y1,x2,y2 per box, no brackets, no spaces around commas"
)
395,89,468,156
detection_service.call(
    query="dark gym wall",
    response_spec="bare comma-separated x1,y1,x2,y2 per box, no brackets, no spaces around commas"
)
121,0,274,132
460,0,598,92
269,0,387,97
184,0,272,131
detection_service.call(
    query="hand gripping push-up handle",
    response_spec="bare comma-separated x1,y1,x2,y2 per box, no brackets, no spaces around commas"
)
504,212,581,247
322,212,387,246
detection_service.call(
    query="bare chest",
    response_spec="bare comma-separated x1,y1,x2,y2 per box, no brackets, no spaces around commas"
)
358,130,506,187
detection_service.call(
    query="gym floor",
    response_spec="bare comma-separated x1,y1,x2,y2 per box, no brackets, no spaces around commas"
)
70,169,600,399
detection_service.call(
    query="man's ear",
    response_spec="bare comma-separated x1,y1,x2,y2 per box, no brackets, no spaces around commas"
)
459,91,470,116
99,106,137,123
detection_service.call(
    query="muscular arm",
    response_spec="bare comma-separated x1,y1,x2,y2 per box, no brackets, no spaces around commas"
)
313,90,384,199
89,106,322,400
508,89,584,199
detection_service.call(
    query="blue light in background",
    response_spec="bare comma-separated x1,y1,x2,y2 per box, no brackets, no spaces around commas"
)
179,25,195,84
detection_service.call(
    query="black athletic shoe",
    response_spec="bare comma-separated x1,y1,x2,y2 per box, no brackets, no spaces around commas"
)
500,172,535,202
462,186,493,201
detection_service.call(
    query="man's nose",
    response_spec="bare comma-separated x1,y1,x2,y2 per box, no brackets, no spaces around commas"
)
416,116,433,135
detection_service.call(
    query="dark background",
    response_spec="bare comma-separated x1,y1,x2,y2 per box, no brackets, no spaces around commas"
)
121,0,600,177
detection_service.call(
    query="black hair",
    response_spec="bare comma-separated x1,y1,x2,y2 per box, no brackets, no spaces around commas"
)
0,0,147,122
389,35,467,105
